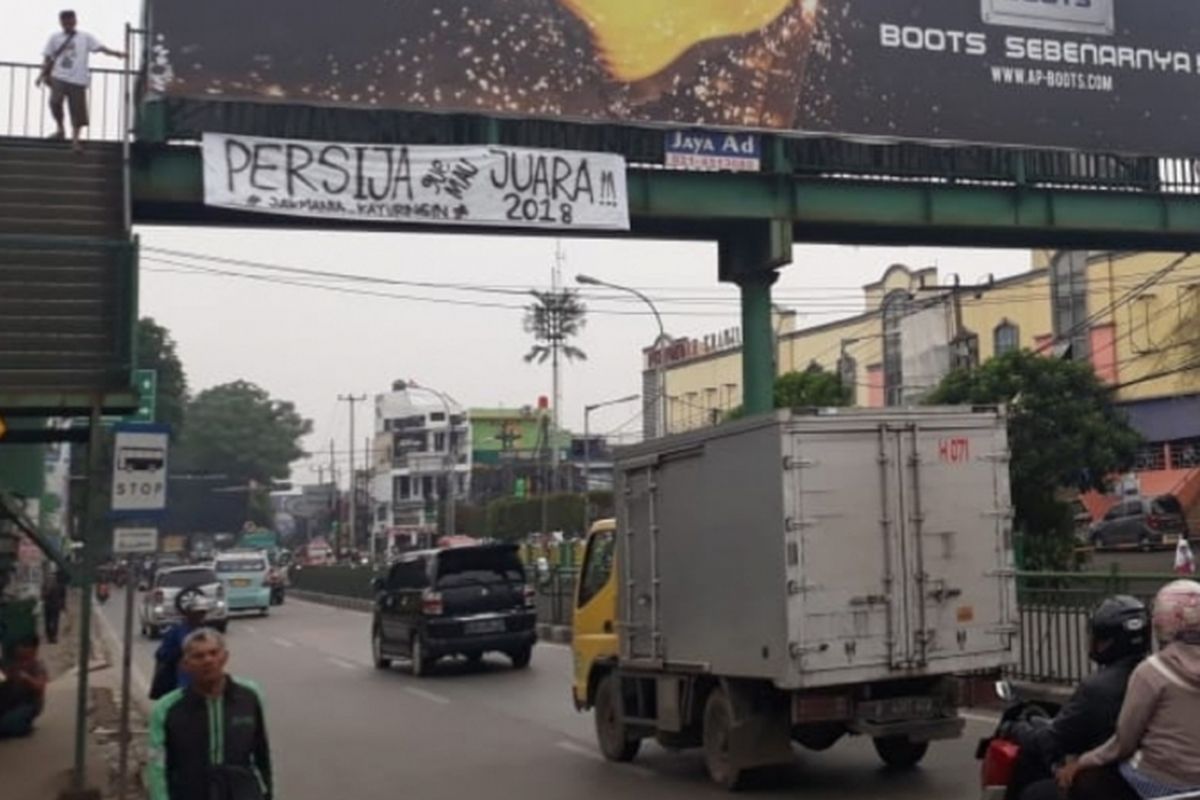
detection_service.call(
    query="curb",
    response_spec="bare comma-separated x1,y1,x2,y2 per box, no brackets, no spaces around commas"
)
93,602,153,720
293,591,575,643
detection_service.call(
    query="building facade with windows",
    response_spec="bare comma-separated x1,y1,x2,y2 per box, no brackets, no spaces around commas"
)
369,381,471,549
648,252,1200,524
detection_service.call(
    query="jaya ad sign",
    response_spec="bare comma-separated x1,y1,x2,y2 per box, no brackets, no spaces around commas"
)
151,0,1200,157
202,134,630,230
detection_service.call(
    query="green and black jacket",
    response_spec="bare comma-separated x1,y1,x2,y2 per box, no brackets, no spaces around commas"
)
146,676,273,800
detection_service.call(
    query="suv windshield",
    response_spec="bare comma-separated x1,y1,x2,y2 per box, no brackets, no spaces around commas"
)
435,547,524,588
158,569,217,588
217,558,267,572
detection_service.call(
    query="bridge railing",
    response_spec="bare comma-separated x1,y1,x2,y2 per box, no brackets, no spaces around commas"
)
0,61,131,141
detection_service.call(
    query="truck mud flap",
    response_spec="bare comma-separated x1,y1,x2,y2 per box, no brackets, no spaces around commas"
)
724,680,793,769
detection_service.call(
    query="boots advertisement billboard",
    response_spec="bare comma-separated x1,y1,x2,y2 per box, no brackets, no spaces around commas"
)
147,0,1200,157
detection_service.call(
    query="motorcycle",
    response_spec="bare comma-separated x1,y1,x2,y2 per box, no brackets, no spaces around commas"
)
977,681,1056,799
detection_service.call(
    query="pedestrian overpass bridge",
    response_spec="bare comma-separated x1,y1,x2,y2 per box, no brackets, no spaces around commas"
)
5,59,1200,420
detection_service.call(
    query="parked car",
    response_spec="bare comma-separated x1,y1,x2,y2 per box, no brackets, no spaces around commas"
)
370,543,537,676
140,565,227,638
214,550,273,616
1090,494,1190,550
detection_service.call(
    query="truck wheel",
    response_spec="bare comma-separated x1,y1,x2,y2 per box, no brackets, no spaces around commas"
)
703,689,750,790
372,627,391,670
872,736,929,769
411,635,434,677
509,645,533,669
594,674,640,762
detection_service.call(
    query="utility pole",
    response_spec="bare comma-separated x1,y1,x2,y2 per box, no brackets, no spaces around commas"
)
338,394,366,558
365,435,375,564
328,438,338,548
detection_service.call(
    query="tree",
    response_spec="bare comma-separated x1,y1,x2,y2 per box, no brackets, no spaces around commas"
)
523,289,587,429
176,381,312,487
136,317,189,435
925,350,1140,570
774,363,854,408
727,365,851,421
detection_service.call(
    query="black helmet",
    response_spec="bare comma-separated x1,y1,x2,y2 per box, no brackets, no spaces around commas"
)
1089,595,1151,665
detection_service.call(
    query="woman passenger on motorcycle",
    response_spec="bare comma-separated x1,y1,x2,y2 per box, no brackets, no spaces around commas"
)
1060,580,1200,800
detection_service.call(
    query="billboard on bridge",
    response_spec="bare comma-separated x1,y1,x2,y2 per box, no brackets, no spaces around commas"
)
147,0,1200,157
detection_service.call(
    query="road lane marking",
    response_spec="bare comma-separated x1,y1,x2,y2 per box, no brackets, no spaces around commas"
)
404,687,451,705
557,740,654,779
270,637,296,648
244,625,258,634
328,657,358,671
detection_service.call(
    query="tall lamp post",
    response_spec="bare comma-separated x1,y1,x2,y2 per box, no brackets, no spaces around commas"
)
396,380,464,545
576,274,669,437
582,394,639,534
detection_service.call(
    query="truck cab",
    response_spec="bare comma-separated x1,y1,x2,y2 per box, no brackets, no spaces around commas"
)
572,519,619,709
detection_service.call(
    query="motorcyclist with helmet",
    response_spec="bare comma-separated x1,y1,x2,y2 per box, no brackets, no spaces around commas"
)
149,592,214,700
1062,579,1200,799
1002,595,1152,800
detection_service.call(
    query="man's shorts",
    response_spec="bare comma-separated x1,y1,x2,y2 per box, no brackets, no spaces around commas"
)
49,78,89,128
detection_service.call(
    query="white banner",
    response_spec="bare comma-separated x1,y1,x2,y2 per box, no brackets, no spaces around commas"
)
202,133,630,231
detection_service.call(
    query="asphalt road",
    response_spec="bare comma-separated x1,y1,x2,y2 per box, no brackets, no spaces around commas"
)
100,594,993,799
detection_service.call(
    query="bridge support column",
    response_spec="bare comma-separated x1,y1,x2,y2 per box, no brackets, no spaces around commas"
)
719,221,792,416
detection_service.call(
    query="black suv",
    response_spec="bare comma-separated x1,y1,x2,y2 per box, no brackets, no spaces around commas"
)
371,544,537,676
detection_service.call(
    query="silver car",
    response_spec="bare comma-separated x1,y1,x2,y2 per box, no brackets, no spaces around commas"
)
139,565,228,638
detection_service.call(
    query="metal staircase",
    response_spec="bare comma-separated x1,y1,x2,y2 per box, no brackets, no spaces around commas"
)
0,138,134,404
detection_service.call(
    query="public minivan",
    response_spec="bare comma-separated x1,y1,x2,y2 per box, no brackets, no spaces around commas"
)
214,550,273,616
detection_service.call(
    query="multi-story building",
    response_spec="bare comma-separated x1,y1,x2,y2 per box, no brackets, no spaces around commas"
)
370,381,471,550
467,404,571,504
646,252,1200,524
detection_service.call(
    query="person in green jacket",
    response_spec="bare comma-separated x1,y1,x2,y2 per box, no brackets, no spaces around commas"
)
146,628,273,800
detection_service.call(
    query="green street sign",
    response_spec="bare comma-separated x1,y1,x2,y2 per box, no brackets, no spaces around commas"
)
132,369,157,423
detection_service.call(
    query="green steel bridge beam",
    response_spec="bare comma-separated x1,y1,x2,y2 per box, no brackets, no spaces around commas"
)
127,142,1200,415
132,144,1200,250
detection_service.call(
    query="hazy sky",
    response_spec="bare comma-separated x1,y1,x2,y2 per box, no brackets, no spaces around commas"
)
4,3,1029,484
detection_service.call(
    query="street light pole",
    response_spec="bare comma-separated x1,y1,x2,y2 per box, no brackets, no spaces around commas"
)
577,274,668,438
583,394,639,534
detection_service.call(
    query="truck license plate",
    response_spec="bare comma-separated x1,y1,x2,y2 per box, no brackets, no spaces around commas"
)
858,697,935,722
464,619,506,635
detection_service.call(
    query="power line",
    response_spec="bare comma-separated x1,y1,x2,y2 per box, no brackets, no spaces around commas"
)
141,259,740,319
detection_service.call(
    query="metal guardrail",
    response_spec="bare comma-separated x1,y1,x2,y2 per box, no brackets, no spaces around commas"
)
282,563,1189,686
1012,570,1179,686
5,55,1200,197
0,61,131,141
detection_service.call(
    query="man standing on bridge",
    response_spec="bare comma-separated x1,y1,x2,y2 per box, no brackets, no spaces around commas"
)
147,628,274,800
36,10,126,153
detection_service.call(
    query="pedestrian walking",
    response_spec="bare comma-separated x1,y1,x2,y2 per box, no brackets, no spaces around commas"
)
1175,537,1196,577
41,568,67,644
36,10,126,152
146,628,273,800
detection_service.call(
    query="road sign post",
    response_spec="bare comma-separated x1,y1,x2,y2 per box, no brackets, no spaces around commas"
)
109,423,168,800
112,527,157,800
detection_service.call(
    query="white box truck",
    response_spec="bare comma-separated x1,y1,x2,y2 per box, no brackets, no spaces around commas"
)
571,408,1018,788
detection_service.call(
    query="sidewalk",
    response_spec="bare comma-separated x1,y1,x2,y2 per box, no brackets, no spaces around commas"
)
0,592,148,800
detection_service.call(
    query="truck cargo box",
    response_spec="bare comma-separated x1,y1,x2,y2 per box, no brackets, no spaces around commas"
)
615,408,1017,690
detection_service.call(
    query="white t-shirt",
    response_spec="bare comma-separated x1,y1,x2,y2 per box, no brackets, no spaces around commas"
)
43,31,103,87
